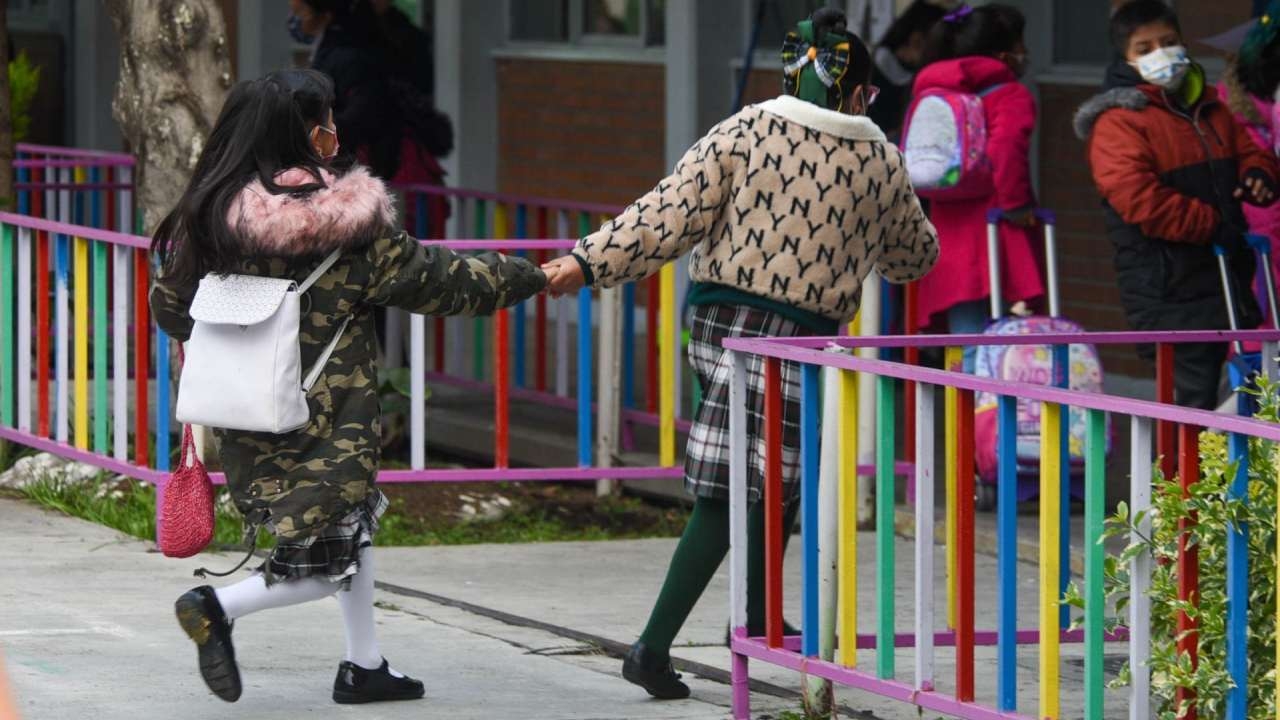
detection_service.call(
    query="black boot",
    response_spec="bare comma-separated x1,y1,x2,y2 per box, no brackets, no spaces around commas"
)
332,659,425,704
622,641,690,700
174,585,242,703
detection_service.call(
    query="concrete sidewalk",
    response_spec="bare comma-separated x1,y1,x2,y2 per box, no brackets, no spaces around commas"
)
1,496,1130,720
0,498,791,720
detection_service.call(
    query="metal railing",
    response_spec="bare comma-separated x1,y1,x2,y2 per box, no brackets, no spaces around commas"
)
723,329,1280,720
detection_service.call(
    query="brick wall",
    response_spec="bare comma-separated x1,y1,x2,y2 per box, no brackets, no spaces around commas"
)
1036,82,1150,377
496,58,667,207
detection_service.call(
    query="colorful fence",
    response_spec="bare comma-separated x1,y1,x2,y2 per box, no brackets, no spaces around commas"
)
0,164,691,497
393,182,695,463
723,329,1280,720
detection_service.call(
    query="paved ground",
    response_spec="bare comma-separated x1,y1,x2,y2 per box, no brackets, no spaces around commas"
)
1,497,1130,719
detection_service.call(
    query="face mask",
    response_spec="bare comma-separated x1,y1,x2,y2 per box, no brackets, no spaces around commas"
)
287,14,316,45
1131,45,1190,89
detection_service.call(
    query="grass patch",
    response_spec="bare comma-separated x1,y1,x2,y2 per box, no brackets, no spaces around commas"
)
374,493,687,546
19,474,264,548
18,474,688,547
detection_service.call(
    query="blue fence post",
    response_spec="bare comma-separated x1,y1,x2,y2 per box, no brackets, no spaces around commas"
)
1225,414,1250,720
414,193,428,237
1055,342,1071,630
155,327,171,472
996,393,1018,711
800,362,820,657
576,287,592,466
622,282,636,409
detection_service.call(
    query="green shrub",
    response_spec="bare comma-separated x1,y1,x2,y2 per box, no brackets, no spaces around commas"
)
1075,379,1280,719
9,51,41,142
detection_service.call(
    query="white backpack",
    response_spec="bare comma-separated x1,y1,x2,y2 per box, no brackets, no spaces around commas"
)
175,250,349,434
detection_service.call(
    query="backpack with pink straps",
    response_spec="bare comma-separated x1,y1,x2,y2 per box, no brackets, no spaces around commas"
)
901,84,1005,200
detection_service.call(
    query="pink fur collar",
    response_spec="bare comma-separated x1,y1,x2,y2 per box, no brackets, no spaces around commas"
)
226,165,396,255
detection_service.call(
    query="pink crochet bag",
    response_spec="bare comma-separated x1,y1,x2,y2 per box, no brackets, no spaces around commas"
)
159,425,215,558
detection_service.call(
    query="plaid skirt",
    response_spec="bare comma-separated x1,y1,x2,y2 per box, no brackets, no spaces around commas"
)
260,489,388,588
684,304,808,503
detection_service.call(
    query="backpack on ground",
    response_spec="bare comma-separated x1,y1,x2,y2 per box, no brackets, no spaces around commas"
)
901,84,1005,200
175,250,348,434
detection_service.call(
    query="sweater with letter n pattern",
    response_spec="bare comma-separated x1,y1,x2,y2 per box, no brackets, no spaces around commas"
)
572,94,939,328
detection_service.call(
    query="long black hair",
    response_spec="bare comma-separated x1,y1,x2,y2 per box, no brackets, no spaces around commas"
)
923,3,1025,65
152,69,337,285
877,0,946,54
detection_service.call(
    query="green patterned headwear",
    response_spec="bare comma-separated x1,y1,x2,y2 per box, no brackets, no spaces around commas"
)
781,20,852,111
1241,0,1280,68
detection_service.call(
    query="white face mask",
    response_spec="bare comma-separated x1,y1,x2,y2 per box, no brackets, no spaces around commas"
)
1130,45,1190,89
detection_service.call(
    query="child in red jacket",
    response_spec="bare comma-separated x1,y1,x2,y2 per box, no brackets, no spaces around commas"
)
1075,0,1278,409
911,3,1045,370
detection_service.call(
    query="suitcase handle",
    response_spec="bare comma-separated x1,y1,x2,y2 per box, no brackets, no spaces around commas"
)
986,208,1060,321
1215,235,1280,356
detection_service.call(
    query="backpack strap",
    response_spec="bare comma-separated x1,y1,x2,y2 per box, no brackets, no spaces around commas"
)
299,248,348,392
302,316,350,392
298,248,343,294
978,83,1009,98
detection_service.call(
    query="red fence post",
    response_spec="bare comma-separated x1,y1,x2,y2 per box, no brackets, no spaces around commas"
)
1156,343,1175,481
764,356,784,649
1176,422,1200,720
956,387,976,701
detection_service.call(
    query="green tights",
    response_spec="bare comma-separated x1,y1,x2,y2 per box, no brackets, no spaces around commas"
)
637,495,797,659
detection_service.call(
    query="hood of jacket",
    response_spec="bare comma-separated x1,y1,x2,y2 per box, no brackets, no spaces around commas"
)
912,55,1018,95
1074,59,1217,140
226,165,397,256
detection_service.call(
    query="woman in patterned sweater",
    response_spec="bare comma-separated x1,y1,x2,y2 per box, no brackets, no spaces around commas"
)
542,8,939,700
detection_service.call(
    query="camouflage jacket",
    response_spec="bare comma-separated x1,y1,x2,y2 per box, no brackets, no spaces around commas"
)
150,166,545,541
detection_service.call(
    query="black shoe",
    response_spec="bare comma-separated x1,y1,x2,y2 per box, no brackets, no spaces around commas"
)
174,586,242,703
622,642,690,700
332,659,425,704
724,621,801,646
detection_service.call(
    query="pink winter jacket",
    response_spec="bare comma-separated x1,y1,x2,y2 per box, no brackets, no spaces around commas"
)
1218,77,1280,337
910,56,1045,329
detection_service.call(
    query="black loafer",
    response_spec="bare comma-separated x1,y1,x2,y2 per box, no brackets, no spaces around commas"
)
622,641,690,700
333,659,425,704
174,585,242,703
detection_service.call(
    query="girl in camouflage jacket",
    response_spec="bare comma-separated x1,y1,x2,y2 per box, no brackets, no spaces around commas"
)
150,69,545,705
542,9,938,700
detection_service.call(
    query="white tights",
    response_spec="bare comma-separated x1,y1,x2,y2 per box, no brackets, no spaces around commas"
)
213,545,387,671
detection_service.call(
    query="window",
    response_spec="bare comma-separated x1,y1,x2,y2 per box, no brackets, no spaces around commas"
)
508,0,665,45
1052,0,1115,65
754,1,844,55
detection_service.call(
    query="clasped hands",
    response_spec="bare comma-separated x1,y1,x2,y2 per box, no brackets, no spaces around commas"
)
540,255,587,297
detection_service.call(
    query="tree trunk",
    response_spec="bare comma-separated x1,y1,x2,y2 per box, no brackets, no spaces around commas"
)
103,0,232,235
0,0,16,211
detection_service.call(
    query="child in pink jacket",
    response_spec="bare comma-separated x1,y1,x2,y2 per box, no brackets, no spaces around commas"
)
912,3,1044,369
1219,5,1280,336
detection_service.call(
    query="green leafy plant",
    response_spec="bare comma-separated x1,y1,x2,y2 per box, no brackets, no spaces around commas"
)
9,51,41,142
1069,379,1279,719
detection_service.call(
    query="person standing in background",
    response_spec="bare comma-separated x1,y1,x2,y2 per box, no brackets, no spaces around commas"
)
869,0,949,141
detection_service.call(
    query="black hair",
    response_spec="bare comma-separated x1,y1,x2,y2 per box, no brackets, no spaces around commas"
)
1239,42,1280,98
152,69,338,285
1109,0,1181,53
878,0,947,52
923,3,1025,65
807,7,874,108
300,0,379,41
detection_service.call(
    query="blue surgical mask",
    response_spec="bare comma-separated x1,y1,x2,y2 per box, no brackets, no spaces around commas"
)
287,14,316,45
1131,45,1190,89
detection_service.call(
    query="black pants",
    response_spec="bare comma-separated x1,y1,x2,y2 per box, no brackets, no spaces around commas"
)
1171,342,1227,410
